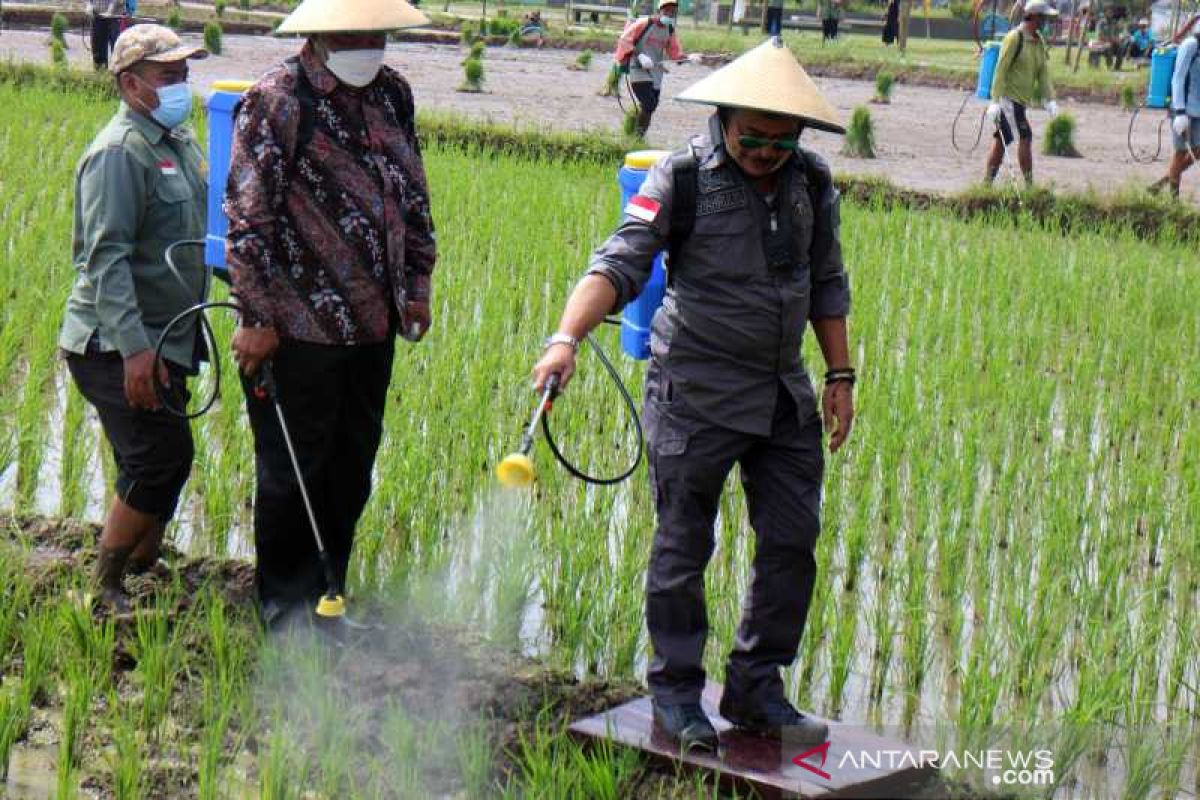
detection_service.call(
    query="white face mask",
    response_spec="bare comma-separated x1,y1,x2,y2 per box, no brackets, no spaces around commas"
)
323,47,385,87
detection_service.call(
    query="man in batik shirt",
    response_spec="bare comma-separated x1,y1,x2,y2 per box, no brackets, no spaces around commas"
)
224,0,435,628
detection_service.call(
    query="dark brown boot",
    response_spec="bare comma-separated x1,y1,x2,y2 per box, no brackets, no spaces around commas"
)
93,545,134,614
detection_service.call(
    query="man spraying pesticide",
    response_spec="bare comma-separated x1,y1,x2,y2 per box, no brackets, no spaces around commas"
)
613,0,703,137
984,0,1059,187
532,38,855,752
1149,20,1200,198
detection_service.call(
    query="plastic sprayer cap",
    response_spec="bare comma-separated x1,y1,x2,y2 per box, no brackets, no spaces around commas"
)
496,453,536,488
624,150,673,169
211,80,254,92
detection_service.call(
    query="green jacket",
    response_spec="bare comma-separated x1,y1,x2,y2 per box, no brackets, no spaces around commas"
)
59,103,207,370
991,27,1054,107
819,0,842,21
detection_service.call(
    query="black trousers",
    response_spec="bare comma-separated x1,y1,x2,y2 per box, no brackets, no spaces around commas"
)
644,373,825,706
822,18,840,39
240,337,395,611
90,15,121,70
631,81,660,137
65,348,194,521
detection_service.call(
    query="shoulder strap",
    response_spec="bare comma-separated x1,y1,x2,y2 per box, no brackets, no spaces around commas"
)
800,149,836,271
284,57,317,157
666,147,698,284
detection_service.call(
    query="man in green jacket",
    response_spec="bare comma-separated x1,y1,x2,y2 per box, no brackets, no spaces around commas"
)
984,0,1059,186
58,24,208,612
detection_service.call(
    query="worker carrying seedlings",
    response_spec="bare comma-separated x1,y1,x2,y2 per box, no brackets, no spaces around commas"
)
613,0,702,137
224,0,437,631
1149,20,1200,199
58,24,209,613
532,38,853,752
984,0,1059,187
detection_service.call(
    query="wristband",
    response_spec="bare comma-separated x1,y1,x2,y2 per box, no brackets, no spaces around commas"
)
544,333,579,352
824,367,856,386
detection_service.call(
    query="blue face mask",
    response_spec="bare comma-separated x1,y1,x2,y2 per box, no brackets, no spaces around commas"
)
659,14,674,24
148,81,193,129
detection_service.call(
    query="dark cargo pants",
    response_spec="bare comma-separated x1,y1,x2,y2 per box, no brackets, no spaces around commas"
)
644,373,824,707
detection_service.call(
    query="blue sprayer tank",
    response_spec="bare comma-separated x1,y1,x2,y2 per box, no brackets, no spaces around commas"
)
204,80,254,277
618,150,671,360
976,42,1001,100
1147,47,1177,109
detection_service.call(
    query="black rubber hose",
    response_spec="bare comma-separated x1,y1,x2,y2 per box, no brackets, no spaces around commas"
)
154,301,241,419
540,331,644,486
951,91,987,154
1127,103,1166,165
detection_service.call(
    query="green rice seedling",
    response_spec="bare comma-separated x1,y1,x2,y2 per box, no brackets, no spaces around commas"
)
258,723,306,800
58,657,96,790
569,733,641,800
50,13,69,46
18,610,58,711
1043,112,1080,157
130,600,183,739
57,593,116,690
1119,83,1136,110
873,70,894,103
197,677,234,800
204,22,223,56
50,40,67,70
215,0,227,17
575,49,594,70
599,64,620,96
460,23,476,46
843,106,875,158
457,721,496,798
460,57,485,92
239,0,249,9
105,699,144,800
0,687,26,780
58,380,90,518
167,7,182,29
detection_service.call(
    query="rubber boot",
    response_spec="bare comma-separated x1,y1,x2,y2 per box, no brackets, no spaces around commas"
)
93,544,134,614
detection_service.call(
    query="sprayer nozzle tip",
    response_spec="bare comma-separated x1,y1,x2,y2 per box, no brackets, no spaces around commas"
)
315,594,346,618
496,453,535,488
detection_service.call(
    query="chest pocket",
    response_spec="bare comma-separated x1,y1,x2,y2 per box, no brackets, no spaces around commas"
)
152,176,194,235
686,209,755,280
789,185,816,269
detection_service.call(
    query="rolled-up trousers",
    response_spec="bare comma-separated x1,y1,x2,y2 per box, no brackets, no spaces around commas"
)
644,377,824,706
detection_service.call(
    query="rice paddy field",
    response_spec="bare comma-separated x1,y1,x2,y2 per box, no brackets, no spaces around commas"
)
1,72,1199,798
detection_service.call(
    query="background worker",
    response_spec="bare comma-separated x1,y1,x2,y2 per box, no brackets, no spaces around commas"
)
1124,17,1154,60
1149,20,1200,198
533,39,853,752
820,0,843,41
984,0,1059,186
224,0,437,630
613,0,701,137
58,25,208,612
765,0,785,36
89,0,131,71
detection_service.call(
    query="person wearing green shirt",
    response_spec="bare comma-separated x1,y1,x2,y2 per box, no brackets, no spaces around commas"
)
58,24,208,613
820,0,843,41
984,0,1059,187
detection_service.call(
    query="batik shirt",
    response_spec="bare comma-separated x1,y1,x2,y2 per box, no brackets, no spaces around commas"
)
224,42,437,345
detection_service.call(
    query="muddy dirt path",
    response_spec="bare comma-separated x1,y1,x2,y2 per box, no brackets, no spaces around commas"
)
3,27,1195,202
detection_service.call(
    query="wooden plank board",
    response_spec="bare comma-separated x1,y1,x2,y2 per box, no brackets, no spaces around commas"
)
568,682,939,799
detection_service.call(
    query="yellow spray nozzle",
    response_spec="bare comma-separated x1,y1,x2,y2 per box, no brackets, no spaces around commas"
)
315,594,346,618
496,453,536,488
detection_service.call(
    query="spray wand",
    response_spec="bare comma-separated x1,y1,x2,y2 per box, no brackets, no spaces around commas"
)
496,331,643,490
254,362,346,620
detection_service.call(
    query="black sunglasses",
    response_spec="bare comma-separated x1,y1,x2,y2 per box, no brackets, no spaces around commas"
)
737,134,800,152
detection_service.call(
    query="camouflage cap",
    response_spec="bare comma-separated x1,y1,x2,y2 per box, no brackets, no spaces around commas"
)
109,24,208,75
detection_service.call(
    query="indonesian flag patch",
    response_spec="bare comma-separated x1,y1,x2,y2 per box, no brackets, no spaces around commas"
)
158,159,178,176
624,194,661,223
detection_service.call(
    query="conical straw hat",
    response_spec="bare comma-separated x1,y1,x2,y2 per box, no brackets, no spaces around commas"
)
675,38,844,134
277,0,428,34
